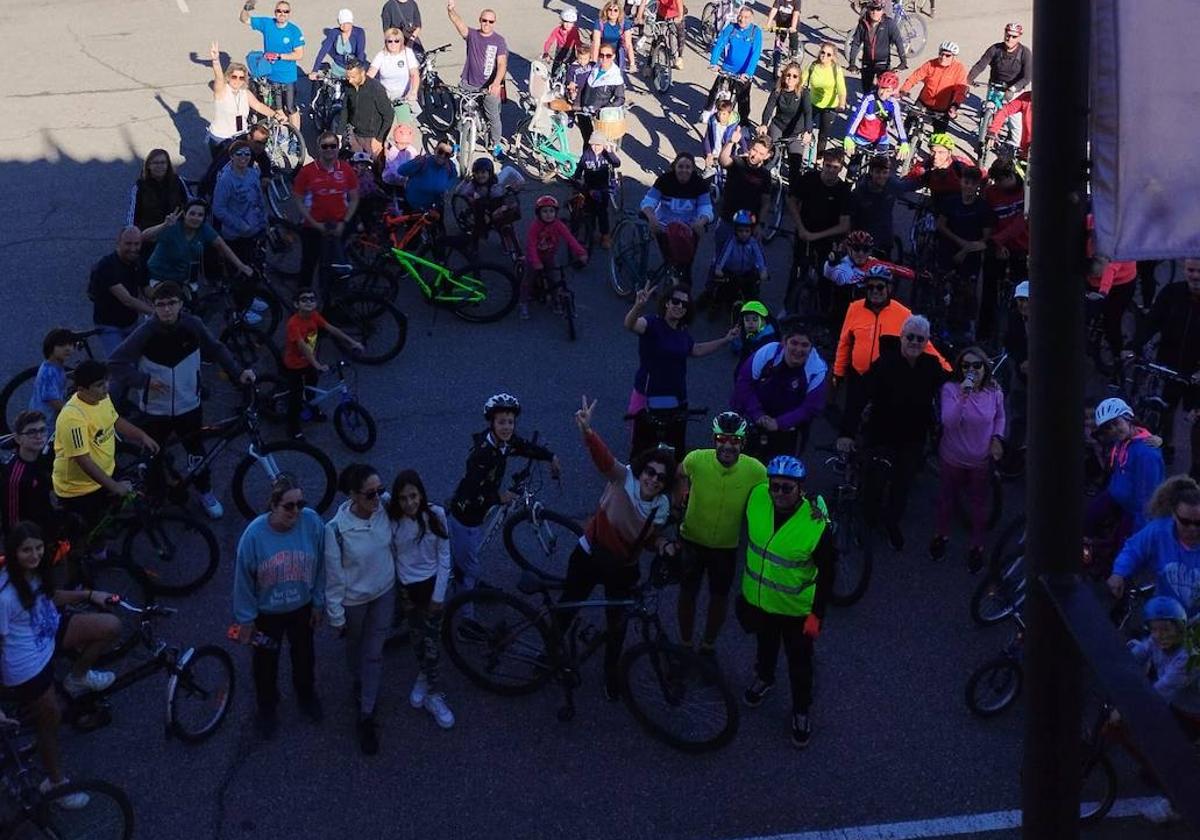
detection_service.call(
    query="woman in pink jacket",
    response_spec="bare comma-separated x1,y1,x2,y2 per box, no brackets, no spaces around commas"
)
929,345,1005,572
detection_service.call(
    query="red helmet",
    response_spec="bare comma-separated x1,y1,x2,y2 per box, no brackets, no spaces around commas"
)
1005,22,1023,36
877,70,900,89
535,195,559,210
845,230,875,251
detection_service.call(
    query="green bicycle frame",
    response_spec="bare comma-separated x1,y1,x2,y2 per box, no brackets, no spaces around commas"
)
388,247,486,306
530,113,578,177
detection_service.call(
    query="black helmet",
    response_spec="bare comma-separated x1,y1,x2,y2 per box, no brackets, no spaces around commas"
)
483,392,521,419
712,411,749,438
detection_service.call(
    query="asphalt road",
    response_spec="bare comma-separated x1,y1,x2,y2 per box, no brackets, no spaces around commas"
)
0,0,1190,838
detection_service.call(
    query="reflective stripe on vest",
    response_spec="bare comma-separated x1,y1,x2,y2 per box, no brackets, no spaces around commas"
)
741,483,826,616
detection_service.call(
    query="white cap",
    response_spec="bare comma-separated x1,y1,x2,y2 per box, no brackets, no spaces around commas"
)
560,7,578,21
337,8,354,24
1013,280,1030,299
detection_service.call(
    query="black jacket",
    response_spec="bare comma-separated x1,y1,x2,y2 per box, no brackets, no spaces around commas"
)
841,335,949,448
381,0,422,36
343,76,395,142
450,431,555,526
1132,281,1200,376
847,16,907,70
968,42,1032,92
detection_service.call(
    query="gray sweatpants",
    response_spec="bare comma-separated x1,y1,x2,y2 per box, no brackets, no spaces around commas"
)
344,586,397,716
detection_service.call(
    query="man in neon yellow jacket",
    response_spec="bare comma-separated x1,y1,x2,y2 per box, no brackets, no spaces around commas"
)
738,454,836,748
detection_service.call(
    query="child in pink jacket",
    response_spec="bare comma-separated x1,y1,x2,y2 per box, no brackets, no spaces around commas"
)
521,195,588,319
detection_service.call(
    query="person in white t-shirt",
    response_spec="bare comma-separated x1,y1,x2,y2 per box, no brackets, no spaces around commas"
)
368,27,421,123
205,40,284,155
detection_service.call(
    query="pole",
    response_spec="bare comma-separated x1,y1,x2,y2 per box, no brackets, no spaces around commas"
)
1022,0,1090,833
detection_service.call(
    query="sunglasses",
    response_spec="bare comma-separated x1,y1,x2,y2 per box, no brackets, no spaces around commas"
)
356,488,383,499
714,434,743,445
275,7,290,12
480,17,496,23
279,499,307,511
18,426,47,436
229,74,247,80
386,38,403,43
904,333,928,343
865,282,888,292
320,142,339,150
769,481,799,494
820,51,834,57
1175,514,1200,528
784,72,800,77
667,297,690,307
642,466,668,483
600,52,615,58
232,149,253,157
962,360,985,370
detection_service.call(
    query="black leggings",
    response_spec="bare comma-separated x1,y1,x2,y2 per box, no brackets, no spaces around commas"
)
252,604,316,713
749,603,815,713
811,107,839,157
556,546,640,682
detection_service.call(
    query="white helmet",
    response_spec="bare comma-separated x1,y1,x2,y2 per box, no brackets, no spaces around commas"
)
938,40,960,55
560,7,578,21
1094,397,1133,428
1013,280,1029,299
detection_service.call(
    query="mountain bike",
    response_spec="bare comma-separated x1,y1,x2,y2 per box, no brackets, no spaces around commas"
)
765,26,800,82
608,214,693,298
1123,361,1193,440
257,358,377,452
0,329,101,435
58,601,234,744
973,82,1008,154
846,0,926,59
442,557,739,752
308,65,346,134
624,399,707,460
245,68,305,175
822,448,885,606
762,135,801,243
900,101,948,172
698,0,738,48
0,719,133,838
510,94,579,182
416,43,457,132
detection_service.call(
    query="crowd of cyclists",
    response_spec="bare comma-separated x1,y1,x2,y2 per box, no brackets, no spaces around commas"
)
0,0,1197,827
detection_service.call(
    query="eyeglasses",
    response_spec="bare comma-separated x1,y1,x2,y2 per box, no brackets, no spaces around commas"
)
962,360,985,370
714,434,744,445
232,149,253,157
480,17,496,23
279,499,307,511
784,72,800,77
667,297,690,307
18,426,47,437
1175,513,1200,528
768,481,799,494
904,333,928,343
356,488,383,499
229,74,247,80
153,299,182,308
642,466,668,483
386,38,403,43
320,142,339,150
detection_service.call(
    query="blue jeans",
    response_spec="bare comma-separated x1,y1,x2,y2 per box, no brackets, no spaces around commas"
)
343,586,396,717
95,323,137,358
448,513,486,595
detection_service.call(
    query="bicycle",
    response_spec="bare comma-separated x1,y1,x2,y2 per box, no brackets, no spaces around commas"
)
529,265,581,341
510,93,578,183
972,82,1008,155
765,26,800,82
257,358,377,452
900,101,949,172
308,65,346,134
0,719,133,838
845,0,926,59
0,328,101,435
245,69,306,175
449,87,490,177
442,557,739,752
762,135,801,243
698,0,738,48
565,177,623,254
644,18,679,94
821,448,887,607
1122,361,1193,439
416,43,458,133
608,214,694,298
624,399,708,460
844,140,898,182
58,601,234,744
1085,291,1141,380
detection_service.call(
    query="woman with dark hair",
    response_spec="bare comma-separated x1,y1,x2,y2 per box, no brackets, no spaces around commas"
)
0,522,121,808
623,282,737,457
233,473,326,740
558,397,678,701
638,153,713,283
387,468,454,729
126,149,191,261
1111,475,1200,616
141,197,254,288
324,464,395,754
929,345,1005,572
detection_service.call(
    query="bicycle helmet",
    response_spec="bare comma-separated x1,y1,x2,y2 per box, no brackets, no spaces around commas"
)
471,157,495,175
350,151,373,164
731,209,756,227
535,195,560,210
767,455,807,480
1013,280,1030,299
865,263,894,281
560,7,578,22
877,70,900,89
740,300,769,318
1005,22,1024,36
845,230,875,251
938,40,960,55
483,392,521,419
929,132,955,151
1143,595,1188,624
712,411,749,438
1094,397,1133,428
865,0,884,9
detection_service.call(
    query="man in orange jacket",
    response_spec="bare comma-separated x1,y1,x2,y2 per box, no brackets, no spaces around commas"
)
900,42,967,135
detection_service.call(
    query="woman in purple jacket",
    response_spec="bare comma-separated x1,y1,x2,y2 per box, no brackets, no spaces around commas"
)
929,345,1005,572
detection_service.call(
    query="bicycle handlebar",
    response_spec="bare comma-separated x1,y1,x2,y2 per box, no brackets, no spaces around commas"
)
113,600,177,617
424,43,452,55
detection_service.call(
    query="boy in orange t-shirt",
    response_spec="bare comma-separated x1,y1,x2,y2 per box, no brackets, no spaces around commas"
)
283,289,363,439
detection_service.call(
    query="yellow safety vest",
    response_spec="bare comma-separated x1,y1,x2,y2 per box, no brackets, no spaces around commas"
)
741,483,826,616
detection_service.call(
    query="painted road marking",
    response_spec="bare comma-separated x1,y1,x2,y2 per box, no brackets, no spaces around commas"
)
728,798,1161,840
176,0,190,13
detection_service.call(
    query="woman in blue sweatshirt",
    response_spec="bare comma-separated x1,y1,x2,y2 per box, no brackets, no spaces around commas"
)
233,473,326,739
1110,475,1200,617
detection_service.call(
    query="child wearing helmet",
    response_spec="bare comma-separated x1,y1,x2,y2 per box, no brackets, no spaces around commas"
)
521,195,589,319
1088,398,1164,538
843,70,909,161
542,8,583,77
707,210,767,316
570,137,622,248
452,158,524,248
730,300,779,367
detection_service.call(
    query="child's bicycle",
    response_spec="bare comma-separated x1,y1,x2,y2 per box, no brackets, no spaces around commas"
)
257,358,377,452
530,264,584,341
510,92,578,183
565,177,623,254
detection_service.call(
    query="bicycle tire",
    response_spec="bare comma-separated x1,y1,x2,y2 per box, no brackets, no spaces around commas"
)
829,502,874,607
619,641,739,753
333,401,377,453
450,192,476,235
898,13,926,58
609,218,649,298
76,559,152,666
964,655,1023,717
169,645,235,743
118,510,220,597
502,509,582,582
17,778,134,839
343,267,401,303
456,117,478,178
650,46,673,94
220,324,283,379
1079,747,1118,824
564,289,578,341
762,180,785,243
418,83,457,133
0,366,37,436
449,261,519,323
700,2,718,46
442,588,556,696
975,102,995,149
511,119,555,182
266,120,305,175
231,440,337,520
971,516,1026,626
323,294,408,364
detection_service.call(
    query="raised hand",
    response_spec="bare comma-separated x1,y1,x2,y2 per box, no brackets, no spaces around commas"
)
575,394,598,433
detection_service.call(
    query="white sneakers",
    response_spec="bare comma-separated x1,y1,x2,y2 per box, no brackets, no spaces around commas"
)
1142,796,1180,824
411,673,454,728
39,777,89,810
199,492,224,520
409,673,429,709
62,669,115,698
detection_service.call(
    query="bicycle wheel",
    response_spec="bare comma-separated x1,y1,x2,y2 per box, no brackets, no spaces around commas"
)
0,366,37,435
80,559,152,665
220,324,283,378
620,641,739,753
14,778,134,839
266,120,305,175
976,103,995,149
898,13,927,58
343,267,401,302
418,82,457,133
610,218,650,298
762,180,785,243
1079,748,1118,824
700,2,718,46
231,440,337,520
118,510,220,597
964,656,1023,717
323,294,408,364
502,509,582,582
449,261,519,323
650,46,673,94
265,172,295,220
450,192,476,235
456,118,478,178
442,589,556,696
511,119,554,182
563,288,578,341
169,645,235,743
333,401,377,453
971,516,1026,626
829,503,874,607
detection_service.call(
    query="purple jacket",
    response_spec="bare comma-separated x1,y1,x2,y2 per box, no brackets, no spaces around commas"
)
731,342,828,431
937,381,1005,468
